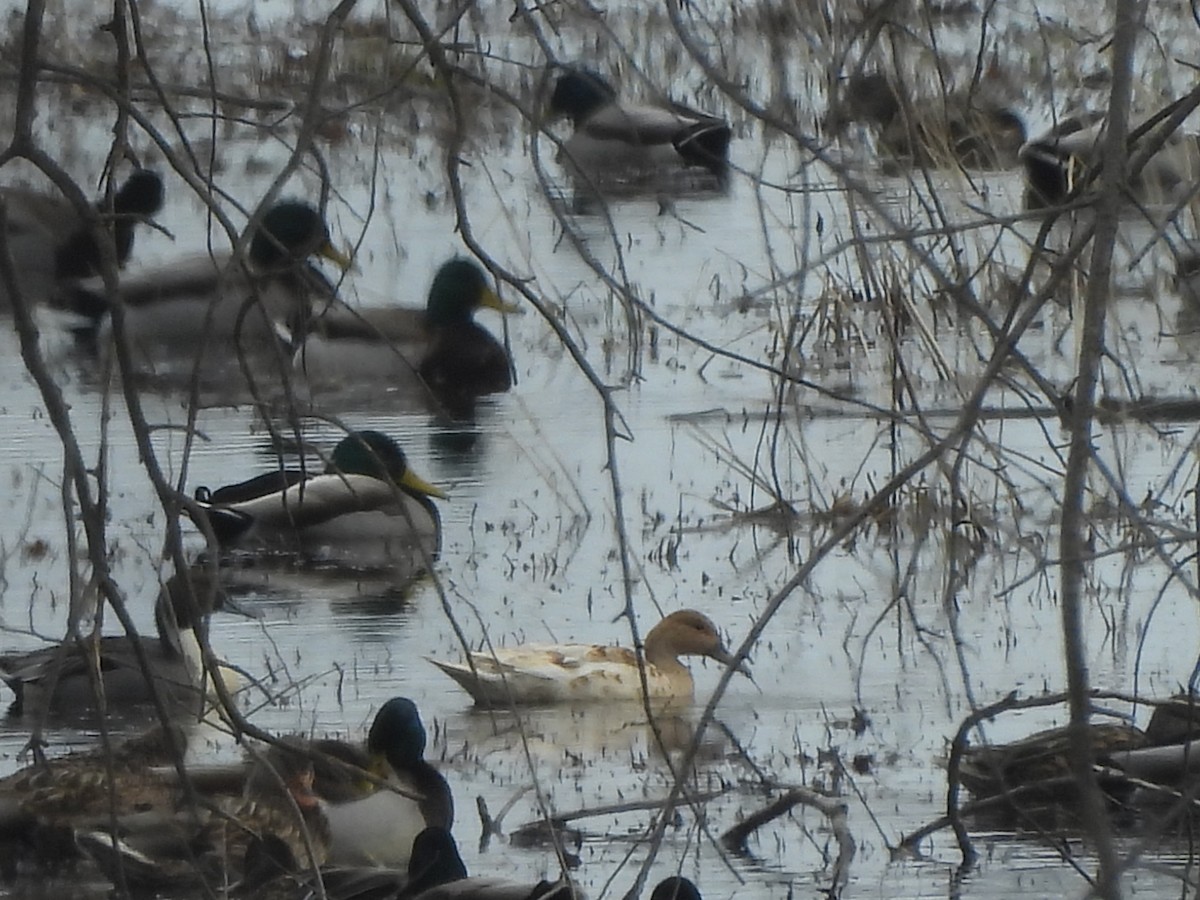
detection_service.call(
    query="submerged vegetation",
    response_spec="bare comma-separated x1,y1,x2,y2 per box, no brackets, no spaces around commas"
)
0,0,1199,898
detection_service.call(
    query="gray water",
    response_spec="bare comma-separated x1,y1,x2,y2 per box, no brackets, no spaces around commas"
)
2,1,1200,898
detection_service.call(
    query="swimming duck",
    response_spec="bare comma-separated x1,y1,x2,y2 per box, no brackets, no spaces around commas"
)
1020,114,1200,209
0,569,240,720
297,258,517,413
0,168,163,308
294,697,453,867
824,73,1025,170
0,721,192,875
64,200,351,371
191,430,445,573
428,610,751,707
75,742,329,893
547,67,731,185
651,877,701,900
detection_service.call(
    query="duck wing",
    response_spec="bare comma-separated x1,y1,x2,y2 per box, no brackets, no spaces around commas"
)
61,254,230,320
251,474,402,527
200,469,309,505
429,644,649,706
309,305,429,344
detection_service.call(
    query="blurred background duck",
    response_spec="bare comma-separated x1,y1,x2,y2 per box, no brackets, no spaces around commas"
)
296,258,517,416
0,569,240,722
429,609,751,706
823,72,1025,170
286,697,453,867
0,168,163,308
1021,111,1200,210
547,66,731,187
63,199,351,377
191,430,445,574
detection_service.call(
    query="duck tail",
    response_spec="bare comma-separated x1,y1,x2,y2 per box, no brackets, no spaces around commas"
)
1020,143,1077,210
425,657,495,704
189,500,255,546
75,829,184,892
673,121,732,177
56,280,109,322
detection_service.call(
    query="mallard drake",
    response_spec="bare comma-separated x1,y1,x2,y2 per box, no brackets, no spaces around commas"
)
824,73,1025,170
0,169,163,308
191,430,445,573
293,697,453,867
651,877,702,900
1021,114,1200,209
0,569,240,720
64,200,351,370
428,609,751,707
547,67,731,185
297,258,517,412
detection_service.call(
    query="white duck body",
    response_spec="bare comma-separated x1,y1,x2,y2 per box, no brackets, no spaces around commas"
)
431,642,690,705
322,775,430,866
429,609,748,707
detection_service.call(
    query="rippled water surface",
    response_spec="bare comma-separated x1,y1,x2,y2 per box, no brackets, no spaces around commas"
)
2,1,1200,898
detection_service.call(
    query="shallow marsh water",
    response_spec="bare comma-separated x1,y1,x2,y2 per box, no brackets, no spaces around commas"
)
2,1,1200,899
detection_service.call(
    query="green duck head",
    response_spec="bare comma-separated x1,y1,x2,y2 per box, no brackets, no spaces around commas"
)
549,67,618,127
327,430,447,500
406,826,468,892
55,169,165,278
114,169,166,217
651,877,703,900
367,696,428,773
425,258,519,327
249,201,353,272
